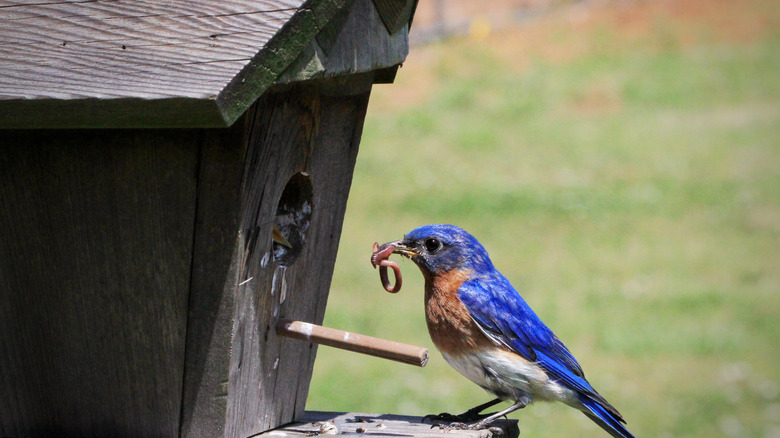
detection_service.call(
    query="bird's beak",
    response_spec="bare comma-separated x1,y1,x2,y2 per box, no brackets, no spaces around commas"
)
385,239,419,258
272,224,293,249
371,239,419,269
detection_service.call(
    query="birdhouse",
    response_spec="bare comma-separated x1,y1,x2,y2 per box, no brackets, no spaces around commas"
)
0,1,518,437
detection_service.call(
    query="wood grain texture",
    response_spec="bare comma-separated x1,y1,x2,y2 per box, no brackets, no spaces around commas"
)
0,74,373,437
276,0,408,85
224,75,371,438
0,0,416,128
314,0,357,55
372,0,416,34
0,129,200,436
179,120,252,438
0,1,302,99
0,0,343,127
250,411,519,438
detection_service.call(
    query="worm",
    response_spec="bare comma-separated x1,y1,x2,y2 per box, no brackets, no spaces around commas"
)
378,259,402,293
371,242,403,293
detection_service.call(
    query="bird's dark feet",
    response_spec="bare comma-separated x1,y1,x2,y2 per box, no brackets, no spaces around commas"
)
424,399,506,431
422,408,493,424
423,413,468,424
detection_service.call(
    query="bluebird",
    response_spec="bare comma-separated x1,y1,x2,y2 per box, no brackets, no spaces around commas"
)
373,224,635,438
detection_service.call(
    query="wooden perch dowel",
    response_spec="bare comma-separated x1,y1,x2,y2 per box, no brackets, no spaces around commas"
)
276,319,428,367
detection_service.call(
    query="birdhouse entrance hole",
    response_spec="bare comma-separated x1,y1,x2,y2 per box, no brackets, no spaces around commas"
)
273,172,313,266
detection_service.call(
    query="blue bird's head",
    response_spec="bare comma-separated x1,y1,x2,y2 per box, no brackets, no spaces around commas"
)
382,224,494,276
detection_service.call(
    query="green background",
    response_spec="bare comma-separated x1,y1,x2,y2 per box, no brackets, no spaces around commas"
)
307,1,780,436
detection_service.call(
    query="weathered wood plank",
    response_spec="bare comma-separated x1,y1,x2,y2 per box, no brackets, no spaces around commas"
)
372,0,416,34
0,1,300,99
0,0,364,128
224,82,324,438
0,130,200,437
277,0,408,85
322,0,408,75
0,97,227,129
0,74,374,436
314,0,357,55
179,120,252,438
284,74,373,413
251,412,519,438
224,74,372,438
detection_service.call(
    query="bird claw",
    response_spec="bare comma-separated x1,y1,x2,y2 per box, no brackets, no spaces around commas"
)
430,421,470,431
487,427,505,437
423,409,493,425
422,412,462,423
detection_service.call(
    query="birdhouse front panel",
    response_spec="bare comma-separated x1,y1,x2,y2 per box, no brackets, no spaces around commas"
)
179,78,373,438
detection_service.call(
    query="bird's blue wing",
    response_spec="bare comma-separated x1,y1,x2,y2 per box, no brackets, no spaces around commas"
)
457,276,613,406
458,275,631,437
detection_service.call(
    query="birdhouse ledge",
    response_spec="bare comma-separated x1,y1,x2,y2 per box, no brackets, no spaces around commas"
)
253,412,519,438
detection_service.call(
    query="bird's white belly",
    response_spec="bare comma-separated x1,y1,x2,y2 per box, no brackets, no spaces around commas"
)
441,348,581,407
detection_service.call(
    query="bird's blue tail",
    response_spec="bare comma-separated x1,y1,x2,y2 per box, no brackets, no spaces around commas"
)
579,395,636,438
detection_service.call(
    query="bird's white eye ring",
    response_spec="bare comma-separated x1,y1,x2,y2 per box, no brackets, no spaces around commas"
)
424,237,443,253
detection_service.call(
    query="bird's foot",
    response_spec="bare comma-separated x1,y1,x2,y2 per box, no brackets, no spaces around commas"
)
487,426,505,437
423,413,462,424
429,421,470,431
424,399,507,431
423,409,493,424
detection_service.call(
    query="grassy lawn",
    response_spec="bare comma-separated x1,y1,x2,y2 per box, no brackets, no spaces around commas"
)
306,0,780,437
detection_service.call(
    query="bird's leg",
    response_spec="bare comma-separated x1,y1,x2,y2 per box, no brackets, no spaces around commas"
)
424,398,503,424
467,395,532,430
460,398,504,421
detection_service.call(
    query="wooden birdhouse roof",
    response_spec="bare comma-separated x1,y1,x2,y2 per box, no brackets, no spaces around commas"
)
0,0,416,128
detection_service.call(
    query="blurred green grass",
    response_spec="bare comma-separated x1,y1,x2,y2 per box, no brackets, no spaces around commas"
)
306,1,780,437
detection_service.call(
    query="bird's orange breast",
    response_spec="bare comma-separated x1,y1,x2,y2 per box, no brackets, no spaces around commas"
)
424,269,495,355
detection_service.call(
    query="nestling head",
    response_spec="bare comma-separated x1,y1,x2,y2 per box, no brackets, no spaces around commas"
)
383,224,494,275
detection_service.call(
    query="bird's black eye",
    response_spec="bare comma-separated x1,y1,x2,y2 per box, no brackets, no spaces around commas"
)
424,237,443,253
